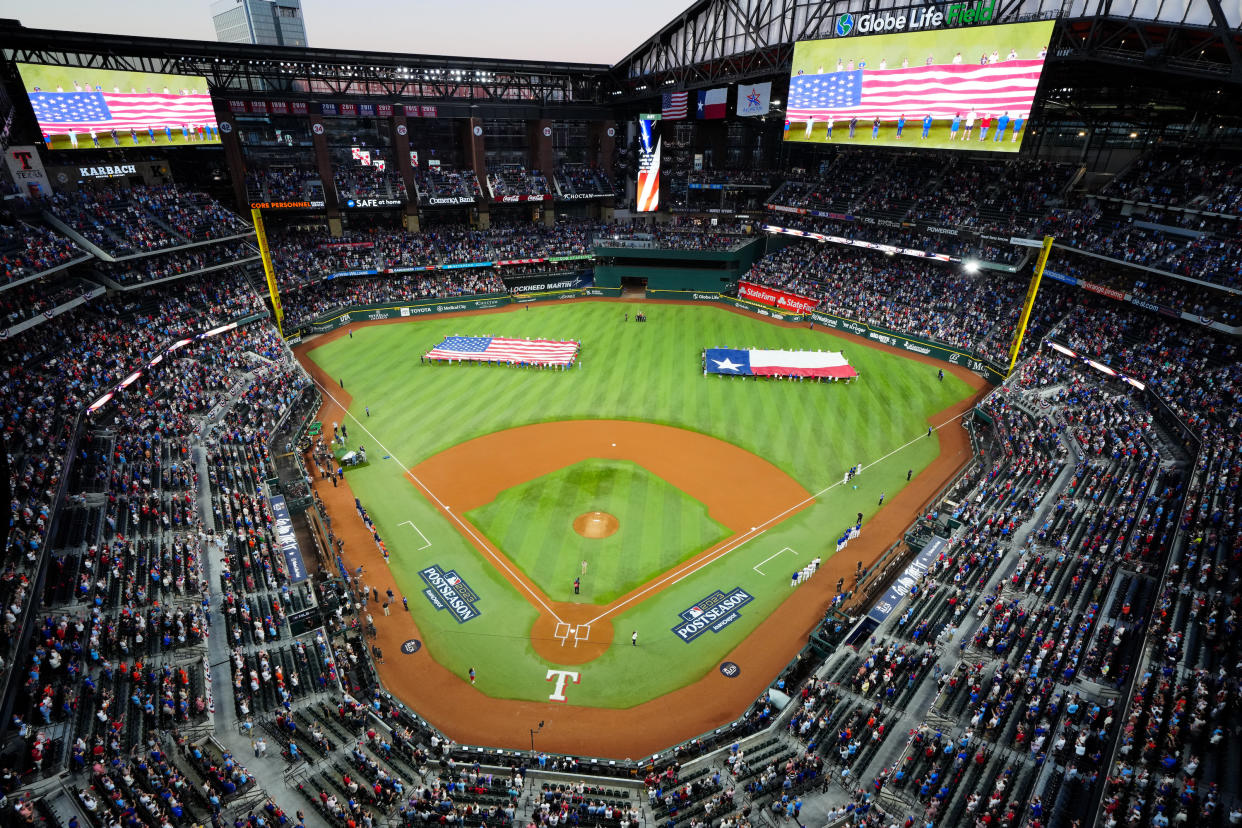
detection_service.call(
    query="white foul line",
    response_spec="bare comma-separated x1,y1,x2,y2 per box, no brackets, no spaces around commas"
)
310,378,565,626
585,411,968,627
753,546,797,575
398,520,432,551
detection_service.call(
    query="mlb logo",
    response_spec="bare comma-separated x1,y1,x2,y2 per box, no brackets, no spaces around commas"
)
446,575,461,586
688,606,703,618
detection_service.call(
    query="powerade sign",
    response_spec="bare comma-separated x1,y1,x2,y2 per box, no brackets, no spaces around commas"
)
833,0,992,36
672,588,754,643
269,495,308,583
419,565,481,623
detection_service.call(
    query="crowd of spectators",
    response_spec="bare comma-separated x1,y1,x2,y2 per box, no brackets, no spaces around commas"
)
0,276,95,328
5,144,1242,828
245,163,325,204
334,152,408,203
1101,149,1242,214
742,241,1049,358
413,166,481,204
50,186,251,256
282,270,504,327
1,218,86,283
555,164,616,196
96,239,260,286
487,164,552,199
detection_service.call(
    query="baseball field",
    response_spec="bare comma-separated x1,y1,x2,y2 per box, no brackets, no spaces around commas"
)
298,299,982,753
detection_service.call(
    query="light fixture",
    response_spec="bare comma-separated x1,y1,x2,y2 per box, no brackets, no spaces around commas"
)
963,259,980,273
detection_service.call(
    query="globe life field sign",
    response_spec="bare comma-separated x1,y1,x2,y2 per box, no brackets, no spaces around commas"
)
834,1,999,37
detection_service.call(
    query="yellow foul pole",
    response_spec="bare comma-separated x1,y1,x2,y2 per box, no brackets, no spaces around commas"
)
1007,235,1054,376
251,206,284,336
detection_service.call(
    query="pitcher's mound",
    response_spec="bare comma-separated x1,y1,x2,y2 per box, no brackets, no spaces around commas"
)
573,511,619,538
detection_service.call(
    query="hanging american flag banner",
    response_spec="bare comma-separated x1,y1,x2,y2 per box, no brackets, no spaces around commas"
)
786,60,1044,121
662,92,689,119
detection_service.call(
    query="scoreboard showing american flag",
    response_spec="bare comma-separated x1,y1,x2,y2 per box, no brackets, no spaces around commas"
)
783,19,1055,153
28,91,218,133
17,64,221,149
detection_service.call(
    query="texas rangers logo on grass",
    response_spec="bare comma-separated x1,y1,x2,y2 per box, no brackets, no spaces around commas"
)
419,565,481,623
672,588,754,643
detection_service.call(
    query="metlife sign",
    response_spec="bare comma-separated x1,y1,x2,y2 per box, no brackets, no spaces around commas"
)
832,0,995,35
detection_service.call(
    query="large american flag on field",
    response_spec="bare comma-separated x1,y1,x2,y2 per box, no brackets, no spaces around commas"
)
28,91,218,132
786,59,1044,121
426,335,580,366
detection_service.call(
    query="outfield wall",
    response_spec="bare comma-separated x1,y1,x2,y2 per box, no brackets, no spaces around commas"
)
646,288,1008,385
295,287,623,335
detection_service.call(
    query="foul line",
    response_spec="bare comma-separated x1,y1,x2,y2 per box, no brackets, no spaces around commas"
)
584,411,969,627
310,378,565,626
398,520,432,550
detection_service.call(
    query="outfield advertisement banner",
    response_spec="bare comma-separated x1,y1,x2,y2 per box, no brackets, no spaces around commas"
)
737,280,821,313
299,287,623,334
501,272,594,293
811,310,1007,383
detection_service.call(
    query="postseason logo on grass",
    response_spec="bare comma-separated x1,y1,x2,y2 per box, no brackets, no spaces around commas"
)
672,588,754,643
419,565,482,623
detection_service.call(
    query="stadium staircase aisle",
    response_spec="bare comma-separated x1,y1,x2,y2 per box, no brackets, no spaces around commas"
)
194,420,335,828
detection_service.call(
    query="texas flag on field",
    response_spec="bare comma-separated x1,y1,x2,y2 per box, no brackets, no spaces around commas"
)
697,88,727,119
705,348,858,379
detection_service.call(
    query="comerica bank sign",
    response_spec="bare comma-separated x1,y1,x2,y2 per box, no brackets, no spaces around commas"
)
834,0,996,36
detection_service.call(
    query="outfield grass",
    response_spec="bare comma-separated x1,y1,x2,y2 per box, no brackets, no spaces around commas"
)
466,459,731,604
308,301,976,707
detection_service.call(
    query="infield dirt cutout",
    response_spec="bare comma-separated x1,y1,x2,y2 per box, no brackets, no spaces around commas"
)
573,511,619,538
411,419,813,666
295,299,988,757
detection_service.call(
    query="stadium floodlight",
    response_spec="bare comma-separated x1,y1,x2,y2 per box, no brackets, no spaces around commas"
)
964,259,980,273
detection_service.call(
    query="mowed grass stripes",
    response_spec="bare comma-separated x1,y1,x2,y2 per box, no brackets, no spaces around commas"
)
465,460,730,604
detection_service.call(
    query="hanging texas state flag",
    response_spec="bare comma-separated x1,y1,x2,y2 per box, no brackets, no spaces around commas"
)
697,88,727,119
705,347,858,378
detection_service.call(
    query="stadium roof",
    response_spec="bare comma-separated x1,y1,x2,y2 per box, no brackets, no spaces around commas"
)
0,20,609,111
